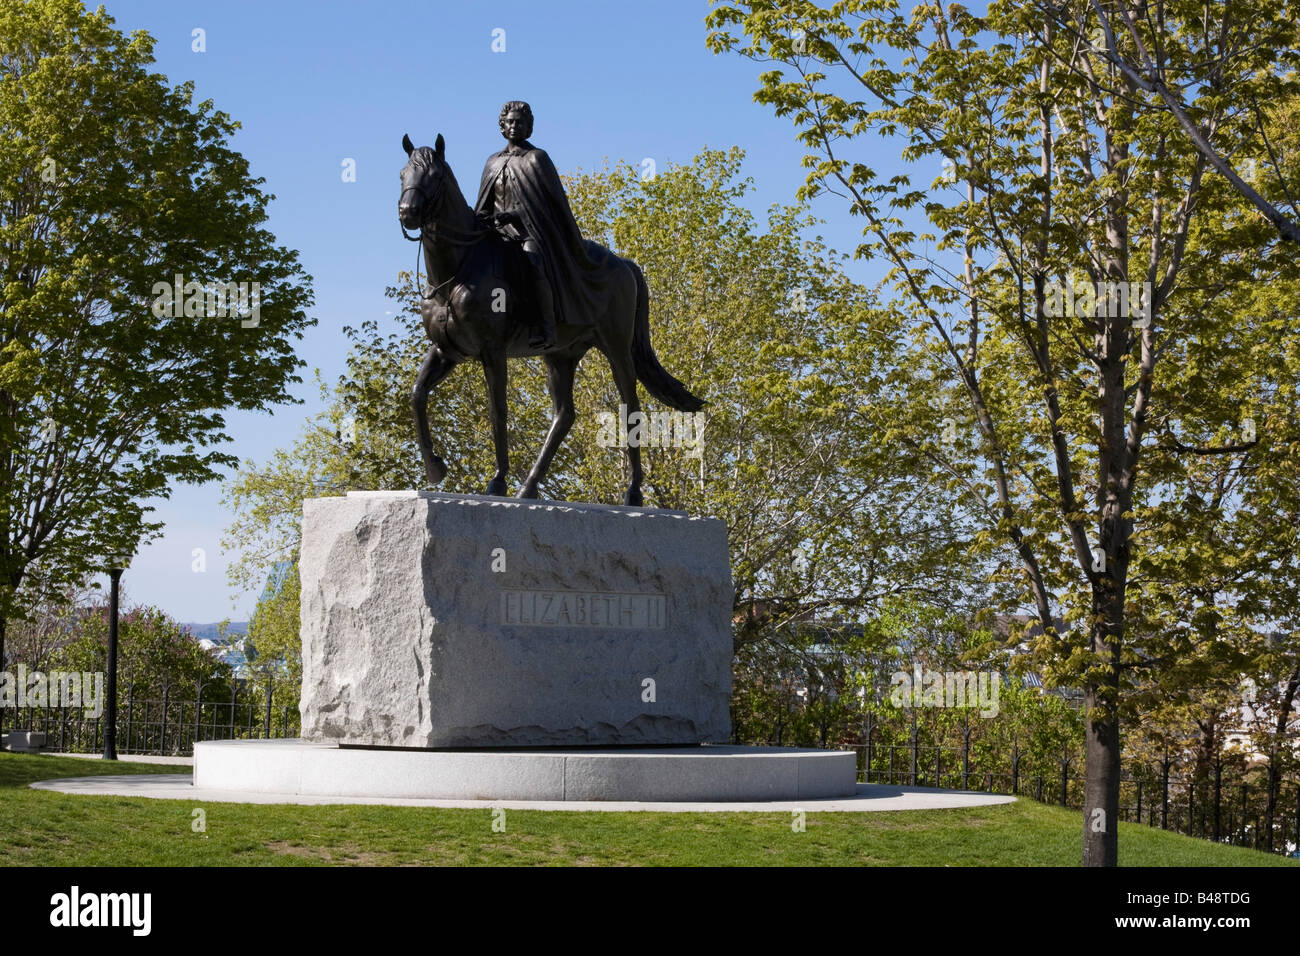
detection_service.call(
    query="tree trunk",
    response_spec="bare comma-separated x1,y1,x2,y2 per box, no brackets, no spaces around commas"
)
1265,750,1277,853
1082,589,1122,866
1266,667,1300,852
0,613,5,737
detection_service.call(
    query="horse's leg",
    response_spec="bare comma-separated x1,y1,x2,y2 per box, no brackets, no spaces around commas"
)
607,352,645,507
518,354,577,500
411,344,456,487
481,350,510,496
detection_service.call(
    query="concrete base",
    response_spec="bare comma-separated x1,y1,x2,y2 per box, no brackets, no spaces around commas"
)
192,738,857,802
2,731,46,753
31,773,1017,812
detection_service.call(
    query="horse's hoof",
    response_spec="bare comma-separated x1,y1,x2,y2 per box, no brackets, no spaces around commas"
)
427,457,446,484
624,488,643,507
516,486,540,500
485,477,508,497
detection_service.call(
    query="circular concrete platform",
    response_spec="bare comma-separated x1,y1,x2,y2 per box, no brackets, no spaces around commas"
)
190,739,860,802
30,773,1016,812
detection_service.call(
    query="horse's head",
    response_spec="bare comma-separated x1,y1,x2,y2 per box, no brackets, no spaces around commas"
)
398,133,447,234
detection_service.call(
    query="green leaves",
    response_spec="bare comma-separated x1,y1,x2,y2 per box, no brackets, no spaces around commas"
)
50,603,235,703
0,0,315,630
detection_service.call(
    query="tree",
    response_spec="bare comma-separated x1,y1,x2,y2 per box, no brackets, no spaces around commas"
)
1,572,94,672
1033,0,1300,243
0,0,315,723
242,559,300,713
707,0,1300,864
52,601,234,703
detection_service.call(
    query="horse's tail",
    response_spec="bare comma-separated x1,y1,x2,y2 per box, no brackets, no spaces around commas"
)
629,261,705,413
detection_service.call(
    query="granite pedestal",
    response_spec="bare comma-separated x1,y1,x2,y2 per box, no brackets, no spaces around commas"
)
299,491,733,748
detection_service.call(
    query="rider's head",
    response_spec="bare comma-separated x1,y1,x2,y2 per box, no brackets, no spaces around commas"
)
499,102,533,144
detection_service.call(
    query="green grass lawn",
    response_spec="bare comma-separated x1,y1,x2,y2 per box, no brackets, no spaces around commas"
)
1,751,1295,866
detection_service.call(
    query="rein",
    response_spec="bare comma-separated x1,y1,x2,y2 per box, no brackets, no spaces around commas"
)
399,171,492,304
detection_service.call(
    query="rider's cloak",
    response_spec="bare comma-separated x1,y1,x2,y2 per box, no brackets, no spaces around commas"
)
474,141,622,327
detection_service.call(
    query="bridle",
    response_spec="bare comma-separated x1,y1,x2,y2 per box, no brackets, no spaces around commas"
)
399,156,491,303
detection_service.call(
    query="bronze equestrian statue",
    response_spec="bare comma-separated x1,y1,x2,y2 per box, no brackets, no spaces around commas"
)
398,104,704,507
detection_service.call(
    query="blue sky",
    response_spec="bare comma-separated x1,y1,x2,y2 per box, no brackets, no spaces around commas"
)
95,0,891,622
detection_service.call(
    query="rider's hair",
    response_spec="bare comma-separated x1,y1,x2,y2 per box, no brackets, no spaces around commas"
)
499,101,534,138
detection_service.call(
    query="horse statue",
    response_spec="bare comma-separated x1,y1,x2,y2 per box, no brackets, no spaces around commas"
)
398,133,703,507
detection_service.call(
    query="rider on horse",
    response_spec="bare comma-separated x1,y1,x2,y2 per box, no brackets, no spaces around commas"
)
474,101,597,351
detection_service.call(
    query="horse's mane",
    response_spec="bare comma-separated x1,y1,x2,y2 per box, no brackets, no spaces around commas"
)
413,145,466,201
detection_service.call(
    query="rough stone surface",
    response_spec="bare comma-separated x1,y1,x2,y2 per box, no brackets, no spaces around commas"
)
299,491,733,748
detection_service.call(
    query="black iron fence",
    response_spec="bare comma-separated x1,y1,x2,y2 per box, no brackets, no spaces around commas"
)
842,739,1300,857
2,681,299,756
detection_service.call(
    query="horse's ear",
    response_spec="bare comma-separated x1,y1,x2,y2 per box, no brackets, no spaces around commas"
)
435,134,445,159
402,133,414,156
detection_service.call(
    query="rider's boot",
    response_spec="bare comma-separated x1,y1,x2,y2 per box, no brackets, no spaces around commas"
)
529,273,557,350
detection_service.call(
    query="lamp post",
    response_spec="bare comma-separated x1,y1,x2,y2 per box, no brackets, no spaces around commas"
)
103,549,131,760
